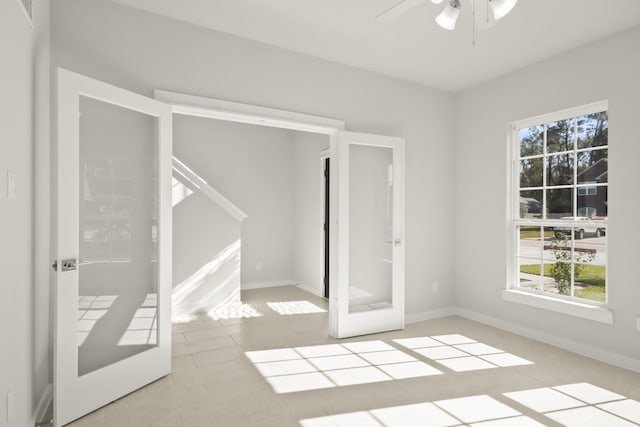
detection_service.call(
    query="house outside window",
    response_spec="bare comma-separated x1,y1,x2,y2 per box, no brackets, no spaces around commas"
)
510,101,608,305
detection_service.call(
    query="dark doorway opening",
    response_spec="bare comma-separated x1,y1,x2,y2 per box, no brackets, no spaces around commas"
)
324,157,330,299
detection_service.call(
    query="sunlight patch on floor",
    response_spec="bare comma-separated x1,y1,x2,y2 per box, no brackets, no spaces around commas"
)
300,394,543,427
504,382,640,426
208,303,263,320
266,300,327,315
393,334,533,372
246,340,442,393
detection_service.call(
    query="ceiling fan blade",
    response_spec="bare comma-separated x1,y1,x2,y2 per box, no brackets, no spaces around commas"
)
376,0,428,22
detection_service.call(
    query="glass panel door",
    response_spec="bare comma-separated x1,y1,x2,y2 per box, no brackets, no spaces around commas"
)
55,69,172,427
78,95,159,376
330,131,405,338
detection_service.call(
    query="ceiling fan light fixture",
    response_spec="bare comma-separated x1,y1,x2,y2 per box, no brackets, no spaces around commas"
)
435,0,461,30
430,0,444,4
489,0,518,20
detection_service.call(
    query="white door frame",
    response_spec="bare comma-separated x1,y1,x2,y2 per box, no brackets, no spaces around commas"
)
152,90,405,339
154,90,345,134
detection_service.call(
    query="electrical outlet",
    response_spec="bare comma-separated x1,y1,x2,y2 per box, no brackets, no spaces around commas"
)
432,281,439,293
6,386,14,423
256,262,263,271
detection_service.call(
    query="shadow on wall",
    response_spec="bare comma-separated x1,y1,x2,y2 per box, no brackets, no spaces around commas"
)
172,170,243,323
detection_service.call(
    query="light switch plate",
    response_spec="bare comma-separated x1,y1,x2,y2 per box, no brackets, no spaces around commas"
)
7,170,17,200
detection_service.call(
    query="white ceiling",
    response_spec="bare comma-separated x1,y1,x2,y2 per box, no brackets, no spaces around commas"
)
109,0,640,92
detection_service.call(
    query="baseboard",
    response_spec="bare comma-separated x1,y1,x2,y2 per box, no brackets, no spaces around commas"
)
296,283,324,298
405,307,456,324
241,280,297,290
452,307,640,374
35,383,52,423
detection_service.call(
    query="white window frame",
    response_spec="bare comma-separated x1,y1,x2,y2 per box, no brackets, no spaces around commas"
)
505,100,613,324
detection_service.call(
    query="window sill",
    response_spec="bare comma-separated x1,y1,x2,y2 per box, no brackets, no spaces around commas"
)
502,289,613,325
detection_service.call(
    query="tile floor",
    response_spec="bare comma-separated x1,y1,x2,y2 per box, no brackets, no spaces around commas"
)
58,285,640,426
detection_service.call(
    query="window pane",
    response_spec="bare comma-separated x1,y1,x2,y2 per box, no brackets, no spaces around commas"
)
519,258,542,291
519,190,542,219
574,230,606,303
577,111,608,149
543,231,573,296
543,261,570,296
574,264,606,303
577,186,607,218
519,226,541,259
577,149,607,217
572,231,600,299
547,118,575,153
519,158,543,188
547,152,574,186
542,226,557,262
546,188,573,218
577,149,607,184
519,125,544,156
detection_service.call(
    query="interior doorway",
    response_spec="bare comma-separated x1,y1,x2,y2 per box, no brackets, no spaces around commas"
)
154,90,406,340
323,157,330,299
172,115,330,321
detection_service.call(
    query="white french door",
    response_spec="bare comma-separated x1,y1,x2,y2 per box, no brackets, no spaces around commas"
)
330,131,405,338
54,69,172,426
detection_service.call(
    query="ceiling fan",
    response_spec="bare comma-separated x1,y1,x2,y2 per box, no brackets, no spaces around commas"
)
377,0,518,31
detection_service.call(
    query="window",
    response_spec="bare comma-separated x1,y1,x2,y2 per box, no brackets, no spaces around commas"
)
511,102,608,305
577,184,597,197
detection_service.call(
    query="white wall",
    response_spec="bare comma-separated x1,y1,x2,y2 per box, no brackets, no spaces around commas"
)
454,26,640,363
0,0,49,425
51,0,456,319
174,115,296,287
291,132,328,296
173,189,242,322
